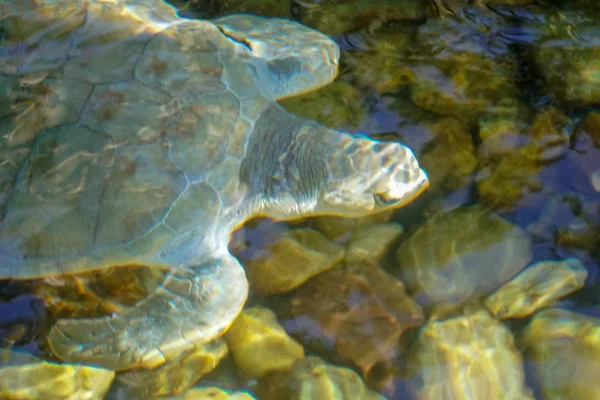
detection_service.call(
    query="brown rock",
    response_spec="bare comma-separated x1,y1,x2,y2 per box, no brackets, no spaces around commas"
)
241,228,344,295
290,263,423,390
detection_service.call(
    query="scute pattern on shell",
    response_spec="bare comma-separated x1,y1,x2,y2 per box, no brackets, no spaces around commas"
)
0,4,253,278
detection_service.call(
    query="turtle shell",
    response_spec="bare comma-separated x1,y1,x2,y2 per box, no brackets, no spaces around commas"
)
0,0,288,278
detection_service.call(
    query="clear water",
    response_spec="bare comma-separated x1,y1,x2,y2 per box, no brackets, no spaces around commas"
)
1,0,600,399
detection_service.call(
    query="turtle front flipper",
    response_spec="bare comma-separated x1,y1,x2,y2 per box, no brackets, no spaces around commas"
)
46,254,248,371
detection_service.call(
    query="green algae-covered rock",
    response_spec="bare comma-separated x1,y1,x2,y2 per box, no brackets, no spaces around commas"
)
419,118,477,194
257,356,386,400
225,306,304,378
406,304,535,400
0,349,114,400
396,205,532,307
476,107,570,211
279,82,366,129
345,222,404,266
240,227,344,295
485,258,588,319
300,0,427,35
310,210,395,242
522,308,600,400
344,31,415,94
408,7,517,123
218,0,291,18
518,9,600,104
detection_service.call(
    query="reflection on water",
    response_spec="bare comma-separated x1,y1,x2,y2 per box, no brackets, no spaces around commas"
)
1,0,600,399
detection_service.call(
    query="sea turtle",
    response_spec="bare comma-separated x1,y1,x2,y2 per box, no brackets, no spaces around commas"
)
0,0,428,370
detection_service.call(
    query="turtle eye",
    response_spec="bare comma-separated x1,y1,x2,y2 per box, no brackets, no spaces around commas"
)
373,192,398,205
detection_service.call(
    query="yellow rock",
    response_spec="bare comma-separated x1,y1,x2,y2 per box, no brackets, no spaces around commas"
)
257,356,386,400
111,338,228,398
280,82,365,128
485,258,588,319
311,209,394,241
407,304,535,400
345,222,403,266
0,350,114,400
522,308,600,400
182,387,256,400
225,306,304,378
420,118,477,194
241,227,344,295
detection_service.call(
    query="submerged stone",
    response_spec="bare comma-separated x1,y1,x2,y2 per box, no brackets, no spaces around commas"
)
409,6,517,123
476,107,570,211
396,205,532,307
532,14,600,104
176,387,256,400
225,306,304,378
419,118,477,194
256,356,386,400
279,82,366,129
290,263,423,390
109,339,228,398
0,349,114,400
485,258,588,319
240,227,344,295
345,222,404,266
309,210,395,242
33,266,160,319
522,308,600,400
300,0,427,35
406,304,535,399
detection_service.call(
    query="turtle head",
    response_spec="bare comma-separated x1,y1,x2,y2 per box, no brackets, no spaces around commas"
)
240,104,428,221
213,14,339,100
314,132,430,218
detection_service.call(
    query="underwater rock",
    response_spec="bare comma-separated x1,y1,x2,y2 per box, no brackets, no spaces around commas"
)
33,266,162,319
432,0,535,13
279,81,366,129
522,308,600,400
406,304,535,399
576,111,600,149
225,306,304,378
309,210,395,242
485,258,588,319
300,0,427,35
256,356,386,400
240,227,344,295
290,262,423,390
419,118,477,194
175,387,256,400
344,30,416,94
476,107,570,211
216,0,291,18
527,10,600,104
0,349,114,400
476,103,531,160
396,205,532,307
409,6,517,123
345,222,403,266
108,338,228,398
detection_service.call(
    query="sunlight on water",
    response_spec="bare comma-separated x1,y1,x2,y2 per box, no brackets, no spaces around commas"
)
1,0,600,399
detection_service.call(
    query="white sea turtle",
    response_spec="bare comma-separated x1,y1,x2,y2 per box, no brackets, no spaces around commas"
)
0,0,428,370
